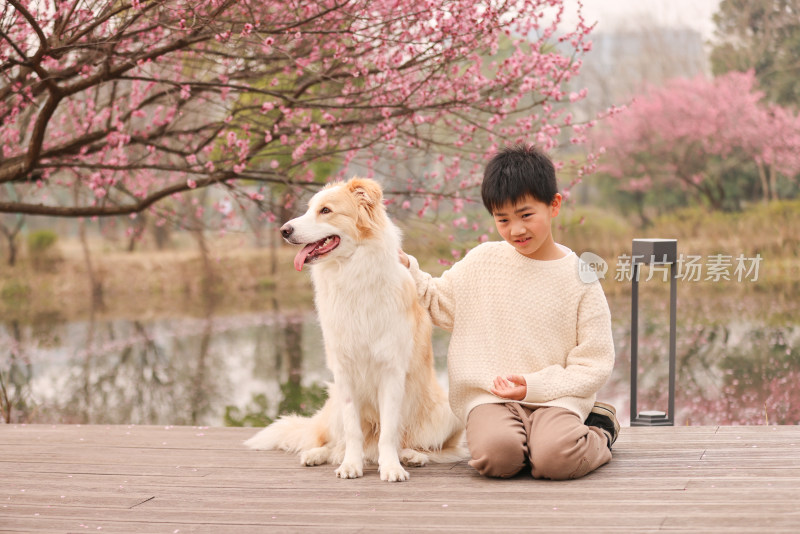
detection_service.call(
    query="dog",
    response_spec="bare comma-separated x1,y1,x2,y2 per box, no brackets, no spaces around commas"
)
244,177,465,481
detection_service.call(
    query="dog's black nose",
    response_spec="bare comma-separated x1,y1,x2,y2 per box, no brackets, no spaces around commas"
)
280,224,293,239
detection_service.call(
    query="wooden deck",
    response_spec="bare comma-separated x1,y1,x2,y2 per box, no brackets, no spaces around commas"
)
2,425,800,533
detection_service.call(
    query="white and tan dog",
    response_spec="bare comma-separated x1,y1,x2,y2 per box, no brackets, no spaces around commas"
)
245,177,464,481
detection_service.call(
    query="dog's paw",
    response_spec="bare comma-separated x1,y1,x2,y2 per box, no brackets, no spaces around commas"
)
300,447,329,466
379,463,410,482
335,461,363,479
400,448,429,467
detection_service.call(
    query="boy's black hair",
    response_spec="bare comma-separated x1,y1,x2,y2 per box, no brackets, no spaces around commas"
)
481,144,559,214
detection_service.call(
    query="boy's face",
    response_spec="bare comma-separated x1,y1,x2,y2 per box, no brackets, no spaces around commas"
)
492,194,562,260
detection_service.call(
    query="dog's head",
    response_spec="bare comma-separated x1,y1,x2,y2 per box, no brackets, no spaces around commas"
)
280,177,388,271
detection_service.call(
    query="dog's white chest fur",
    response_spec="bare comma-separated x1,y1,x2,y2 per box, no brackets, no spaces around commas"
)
311,245,414,372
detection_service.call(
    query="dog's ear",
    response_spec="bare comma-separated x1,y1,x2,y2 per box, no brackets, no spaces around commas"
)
347,178,385,236
347,178,383,208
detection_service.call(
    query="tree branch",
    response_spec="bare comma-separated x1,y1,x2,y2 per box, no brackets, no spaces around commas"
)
0,173,234,217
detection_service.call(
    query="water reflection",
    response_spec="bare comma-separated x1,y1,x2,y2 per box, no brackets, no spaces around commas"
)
0,311,326,426
1,296,797,426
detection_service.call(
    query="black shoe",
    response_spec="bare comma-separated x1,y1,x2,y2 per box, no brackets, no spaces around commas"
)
585,402,620,450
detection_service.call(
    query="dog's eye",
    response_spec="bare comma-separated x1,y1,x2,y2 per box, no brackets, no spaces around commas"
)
320,207,332,215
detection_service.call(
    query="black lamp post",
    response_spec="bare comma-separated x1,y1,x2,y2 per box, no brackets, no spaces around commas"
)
630,238,678,427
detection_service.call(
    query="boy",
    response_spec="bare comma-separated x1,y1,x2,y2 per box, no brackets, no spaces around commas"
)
400,144,619,480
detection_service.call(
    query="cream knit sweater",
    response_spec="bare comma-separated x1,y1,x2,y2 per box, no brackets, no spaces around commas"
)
407,241,615,423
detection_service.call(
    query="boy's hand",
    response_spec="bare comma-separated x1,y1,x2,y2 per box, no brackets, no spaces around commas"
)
490,375,527,401
398,249,410,269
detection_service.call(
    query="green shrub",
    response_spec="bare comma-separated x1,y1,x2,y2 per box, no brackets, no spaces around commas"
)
27,230,60,271
27,230,58,253
1,280,31,304
256,278,276,292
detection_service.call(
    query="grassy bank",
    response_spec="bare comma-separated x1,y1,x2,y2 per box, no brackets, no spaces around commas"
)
0,239,314,323
1,200,798,323
556,200,800,297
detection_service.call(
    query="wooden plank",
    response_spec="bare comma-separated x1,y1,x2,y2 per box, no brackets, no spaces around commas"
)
2,494,155,508
0,473,693,495
2,424,800,533
662,513,800,529
5,501,800,530
0,517,669,534
0,503,672,528
0,461,212,477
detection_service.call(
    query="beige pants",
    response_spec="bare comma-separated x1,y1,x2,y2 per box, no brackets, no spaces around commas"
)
466,403,612,480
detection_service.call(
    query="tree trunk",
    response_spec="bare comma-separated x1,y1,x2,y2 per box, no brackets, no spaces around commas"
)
269,215,279,277
190,317,213,426
0,217,24,267
73,182,104,307
193,224,214,297
127,213,147,252
756,161,770,203
0,320,25,423
769,164,778,201
78,217,104,308
274,294,306,416
190,245,217,425
152,221,171,250
7,235,17,267
635,192,652,228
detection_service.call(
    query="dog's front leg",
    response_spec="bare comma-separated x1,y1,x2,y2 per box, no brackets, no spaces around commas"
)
335,377,364,479
377,371,410,482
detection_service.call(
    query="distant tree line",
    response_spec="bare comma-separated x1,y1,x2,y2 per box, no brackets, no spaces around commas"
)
591,0,800,222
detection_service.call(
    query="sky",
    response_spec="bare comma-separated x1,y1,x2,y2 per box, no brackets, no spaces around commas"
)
564,0,723,39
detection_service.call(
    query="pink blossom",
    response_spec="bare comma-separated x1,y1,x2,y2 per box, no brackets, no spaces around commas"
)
592,71,800,207
0,0,599,243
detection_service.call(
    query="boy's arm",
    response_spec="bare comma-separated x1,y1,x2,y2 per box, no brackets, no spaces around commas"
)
520,284,615,403
402,251,457,331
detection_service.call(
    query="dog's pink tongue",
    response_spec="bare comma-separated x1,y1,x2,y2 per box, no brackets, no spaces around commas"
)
293,243,318,272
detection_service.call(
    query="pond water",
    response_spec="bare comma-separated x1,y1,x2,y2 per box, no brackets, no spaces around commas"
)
2,292,798,427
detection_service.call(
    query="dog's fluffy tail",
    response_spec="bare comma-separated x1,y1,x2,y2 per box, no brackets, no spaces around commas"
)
406,411,469,464
425,443,469,463
243,412,328,453
423,421,469,464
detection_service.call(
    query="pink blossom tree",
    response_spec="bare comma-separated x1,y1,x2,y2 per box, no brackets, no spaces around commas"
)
1,0,604,232
593,70,800,214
